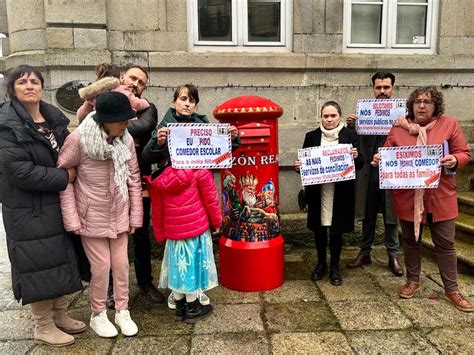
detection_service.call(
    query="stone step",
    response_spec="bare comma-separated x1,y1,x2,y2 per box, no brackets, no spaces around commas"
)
458,191,474,216
421,228,474,276
454,212,474,245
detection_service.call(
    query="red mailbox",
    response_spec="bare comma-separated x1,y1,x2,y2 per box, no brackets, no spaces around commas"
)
213,96,284,291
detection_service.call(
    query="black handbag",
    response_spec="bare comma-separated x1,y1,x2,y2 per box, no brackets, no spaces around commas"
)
298,189,307,212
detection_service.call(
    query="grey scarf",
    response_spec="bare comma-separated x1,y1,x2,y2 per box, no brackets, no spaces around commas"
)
78,114,131,201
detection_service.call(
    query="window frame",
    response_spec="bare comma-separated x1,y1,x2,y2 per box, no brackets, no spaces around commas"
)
343,0,439,54
187,0,293,53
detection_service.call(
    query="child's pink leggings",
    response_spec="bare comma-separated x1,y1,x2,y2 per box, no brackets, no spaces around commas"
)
81,232,129,313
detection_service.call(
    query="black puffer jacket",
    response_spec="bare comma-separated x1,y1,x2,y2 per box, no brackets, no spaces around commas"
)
0,99,82,305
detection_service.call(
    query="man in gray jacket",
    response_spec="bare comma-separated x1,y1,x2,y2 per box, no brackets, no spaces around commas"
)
345,71,403,276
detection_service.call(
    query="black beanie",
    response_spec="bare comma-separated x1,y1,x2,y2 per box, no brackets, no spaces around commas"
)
93,91,136,123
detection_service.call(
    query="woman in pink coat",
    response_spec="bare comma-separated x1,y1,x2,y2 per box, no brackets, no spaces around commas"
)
58,92,143,337
145,165,222,324
373,86,472,312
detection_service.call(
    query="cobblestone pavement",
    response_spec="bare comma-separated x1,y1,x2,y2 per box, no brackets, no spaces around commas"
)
0,212,473,353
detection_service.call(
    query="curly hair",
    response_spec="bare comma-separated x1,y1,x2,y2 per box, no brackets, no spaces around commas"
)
406,86,444,120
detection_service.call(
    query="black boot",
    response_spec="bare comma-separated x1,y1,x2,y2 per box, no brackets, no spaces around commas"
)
312,229,328,281
329,265,343,286
329,231,343,286
311,262,328,281
175,298,186,321
185,299,213,324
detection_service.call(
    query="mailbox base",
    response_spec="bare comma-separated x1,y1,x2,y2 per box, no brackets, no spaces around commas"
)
218,235,284,292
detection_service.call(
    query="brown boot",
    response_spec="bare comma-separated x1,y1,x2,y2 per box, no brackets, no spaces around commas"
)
30,299,75,347
444,290,474,312
346,254,372,268
399,281,420,299
52,296,87,334
388,256,404,277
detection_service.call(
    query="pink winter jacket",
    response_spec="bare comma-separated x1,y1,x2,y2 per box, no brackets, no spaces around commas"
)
58,130,143,238
145,167,222,242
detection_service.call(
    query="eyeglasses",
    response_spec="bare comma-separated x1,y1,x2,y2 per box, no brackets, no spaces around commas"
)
414,99,433,106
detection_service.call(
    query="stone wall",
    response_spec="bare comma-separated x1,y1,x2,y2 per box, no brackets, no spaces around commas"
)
1,0,473,213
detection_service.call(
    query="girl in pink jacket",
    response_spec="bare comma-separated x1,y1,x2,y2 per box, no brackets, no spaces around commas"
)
58,92,143,338
145,166,222,323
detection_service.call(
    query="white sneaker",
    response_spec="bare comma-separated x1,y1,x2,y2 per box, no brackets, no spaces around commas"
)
198,290,210,306
168,291,210,310
90,310,118,338
167,293,177,310
114,309,138,336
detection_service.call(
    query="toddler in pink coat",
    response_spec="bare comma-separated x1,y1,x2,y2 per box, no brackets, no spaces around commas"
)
76,63,150,123
59,92,143,338
145,166,222,323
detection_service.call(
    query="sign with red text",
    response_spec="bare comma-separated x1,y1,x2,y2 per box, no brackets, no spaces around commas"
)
356,99,407,135
379,145,443,189
298,144,355,186
168,123,232,169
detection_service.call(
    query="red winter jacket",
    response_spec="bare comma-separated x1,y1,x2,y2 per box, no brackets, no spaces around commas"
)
145,167,222,242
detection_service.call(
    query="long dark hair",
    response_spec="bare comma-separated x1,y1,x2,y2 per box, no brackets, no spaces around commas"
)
5,65,44,99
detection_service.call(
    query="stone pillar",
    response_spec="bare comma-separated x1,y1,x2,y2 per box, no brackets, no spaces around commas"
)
6,0,46,54
0,0,8,35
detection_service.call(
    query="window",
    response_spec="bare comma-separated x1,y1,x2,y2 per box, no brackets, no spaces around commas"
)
343,0,439,54
187,0,292,52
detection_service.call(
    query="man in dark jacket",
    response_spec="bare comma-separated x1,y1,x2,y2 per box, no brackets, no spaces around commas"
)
345,71,403,276
118,65,163,303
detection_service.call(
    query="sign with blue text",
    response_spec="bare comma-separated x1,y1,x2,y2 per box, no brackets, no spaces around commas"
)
356,99,407,135
297,144,355,186
168,123,232,169
378,145,443,189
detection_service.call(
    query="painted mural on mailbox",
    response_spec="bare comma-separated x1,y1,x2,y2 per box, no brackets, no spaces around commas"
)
222,168,280,242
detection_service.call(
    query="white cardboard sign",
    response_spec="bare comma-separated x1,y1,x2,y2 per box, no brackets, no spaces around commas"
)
378,145,443,189
298,144,355,186
356,99,407,135
168,123,232,169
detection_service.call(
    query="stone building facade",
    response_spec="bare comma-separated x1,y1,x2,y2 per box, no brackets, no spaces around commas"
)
0,0,473,213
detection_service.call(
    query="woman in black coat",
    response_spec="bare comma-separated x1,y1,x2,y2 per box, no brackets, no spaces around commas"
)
295,101,364,286
0,65,85,347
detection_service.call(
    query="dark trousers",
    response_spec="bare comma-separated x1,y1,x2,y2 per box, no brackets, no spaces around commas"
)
133,197,153,289
359,181,399,257
314,227,343,266
400,216,457,292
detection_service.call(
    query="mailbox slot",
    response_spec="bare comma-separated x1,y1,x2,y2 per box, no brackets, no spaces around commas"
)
238,122,271,151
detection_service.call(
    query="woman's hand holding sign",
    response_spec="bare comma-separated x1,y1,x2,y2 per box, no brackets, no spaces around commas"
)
371,153,381,167
157,127,169,146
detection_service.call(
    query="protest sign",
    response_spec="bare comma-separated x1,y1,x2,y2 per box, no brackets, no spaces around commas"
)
168,123,232,169
355,99,407,135
379,145,443,189
297,144,355,187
